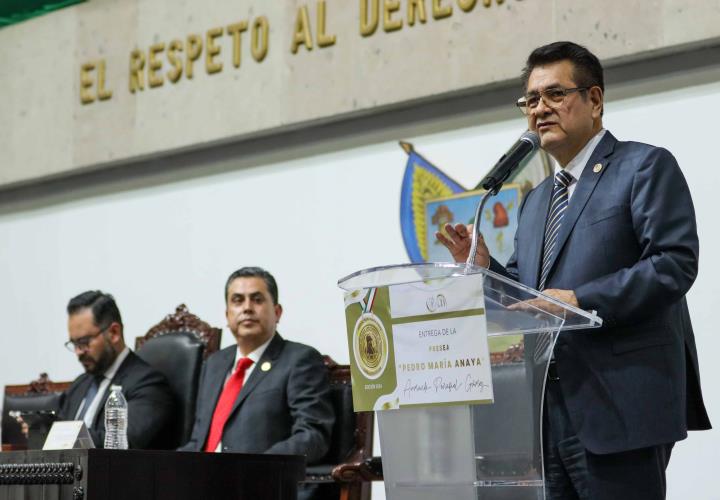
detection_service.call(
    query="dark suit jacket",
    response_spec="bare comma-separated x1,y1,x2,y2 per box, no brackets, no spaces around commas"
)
490,131,711,454
179,334,334,463
59,350,176,449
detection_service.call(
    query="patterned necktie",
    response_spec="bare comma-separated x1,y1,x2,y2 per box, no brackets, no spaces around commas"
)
204,357,254,452
538,170,574,290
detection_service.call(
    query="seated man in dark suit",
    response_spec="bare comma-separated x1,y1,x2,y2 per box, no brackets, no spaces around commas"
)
179,267,334,463
58,291,176,449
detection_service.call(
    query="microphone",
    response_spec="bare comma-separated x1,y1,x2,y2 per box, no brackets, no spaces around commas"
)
479,130,540,194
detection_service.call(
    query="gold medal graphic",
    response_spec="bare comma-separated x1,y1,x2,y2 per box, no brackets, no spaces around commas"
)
353,313,388,380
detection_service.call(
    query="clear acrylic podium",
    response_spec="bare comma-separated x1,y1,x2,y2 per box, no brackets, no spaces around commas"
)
338,263,602,500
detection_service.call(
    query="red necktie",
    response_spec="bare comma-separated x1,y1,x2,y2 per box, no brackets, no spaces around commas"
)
204,357,254,452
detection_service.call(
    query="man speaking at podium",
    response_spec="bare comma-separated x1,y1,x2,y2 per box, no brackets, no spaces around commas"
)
438,41,711,499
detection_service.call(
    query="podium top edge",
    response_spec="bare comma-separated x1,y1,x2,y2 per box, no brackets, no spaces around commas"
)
337,262,603,328
337,262,484,289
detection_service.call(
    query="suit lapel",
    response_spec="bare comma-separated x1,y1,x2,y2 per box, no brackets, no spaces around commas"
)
91,352,134,429
542,132,617,284
528,179,555,288
229,334,284,416
206,347,236,418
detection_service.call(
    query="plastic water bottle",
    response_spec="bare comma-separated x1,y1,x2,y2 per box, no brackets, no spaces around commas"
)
104,385,128,449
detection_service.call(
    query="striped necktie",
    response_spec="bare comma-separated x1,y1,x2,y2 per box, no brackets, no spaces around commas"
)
538,170,574,290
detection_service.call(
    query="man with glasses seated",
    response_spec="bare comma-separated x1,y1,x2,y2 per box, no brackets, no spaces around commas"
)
58,291,175,449
438,41,710,499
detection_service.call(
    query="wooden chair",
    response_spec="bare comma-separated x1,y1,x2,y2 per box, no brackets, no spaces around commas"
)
134,304,222,447
2,374,71,450
135,303,221,358
305,356,382,500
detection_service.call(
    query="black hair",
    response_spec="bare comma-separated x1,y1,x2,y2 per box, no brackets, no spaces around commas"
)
224,267,279,305
67,290,123,328
521,41,604,93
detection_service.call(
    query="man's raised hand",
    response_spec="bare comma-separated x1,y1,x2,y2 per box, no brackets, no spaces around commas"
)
435,223,490,268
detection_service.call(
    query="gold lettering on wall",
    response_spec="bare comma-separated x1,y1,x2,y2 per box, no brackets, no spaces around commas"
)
148,43,165,87
227,21,248,68
316,1,336,48
408,0,428,26
121,18,271,98
185,34,203,79
289,2,338,55
80,62,95,104
78,2,522,105
360,0,379,36
291,6,313,53
128,50,145,93
357,0,509,39
383,0,403,32
166,40,184,83
80,60,113,104
251,16,270,61
457,0,477,11
205,27,224,74
432,0,452,19
96,60,113,100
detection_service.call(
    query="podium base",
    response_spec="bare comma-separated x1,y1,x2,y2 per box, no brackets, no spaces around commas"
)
383,482,543,500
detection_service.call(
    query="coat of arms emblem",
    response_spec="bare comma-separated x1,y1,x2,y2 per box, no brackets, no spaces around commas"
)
398,141,552,265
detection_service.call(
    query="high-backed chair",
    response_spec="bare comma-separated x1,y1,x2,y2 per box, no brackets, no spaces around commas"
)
2,374,71,450
135,304,222,448
305,356,382,500
135,304,221,359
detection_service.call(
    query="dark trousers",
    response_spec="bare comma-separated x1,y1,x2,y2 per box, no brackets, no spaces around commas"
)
543,366,674,500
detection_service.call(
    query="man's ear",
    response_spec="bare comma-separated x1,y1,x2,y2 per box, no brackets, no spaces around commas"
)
275,304,283,323
590,86,604,119
106,322,123,344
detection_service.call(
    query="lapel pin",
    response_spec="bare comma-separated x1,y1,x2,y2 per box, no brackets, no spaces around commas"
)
593,163,603,173
261,361,271,372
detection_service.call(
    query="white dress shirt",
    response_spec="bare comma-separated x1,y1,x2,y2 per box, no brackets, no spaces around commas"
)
555,128,606,200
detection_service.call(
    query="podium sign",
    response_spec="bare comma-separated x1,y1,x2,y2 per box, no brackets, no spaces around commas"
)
339,263,602,500
344,272,493,411
43,421,95,450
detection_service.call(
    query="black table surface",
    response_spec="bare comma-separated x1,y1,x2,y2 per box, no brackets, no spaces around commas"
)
0,448,306,500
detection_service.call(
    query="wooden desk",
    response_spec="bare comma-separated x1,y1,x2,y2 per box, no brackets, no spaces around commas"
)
0,449,305,500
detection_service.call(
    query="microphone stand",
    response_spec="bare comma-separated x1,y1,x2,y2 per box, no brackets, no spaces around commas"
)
464,130,538,272
464,188,496,272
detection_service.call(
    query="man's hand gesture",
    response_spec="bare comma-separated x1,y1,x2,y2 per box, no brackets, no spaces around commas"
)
435,223,490,268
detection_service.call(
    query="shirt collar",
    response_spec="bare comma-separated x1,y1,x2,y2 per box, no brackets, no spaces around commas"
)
234,334,274,366
103,346,130,381
555,128,606,180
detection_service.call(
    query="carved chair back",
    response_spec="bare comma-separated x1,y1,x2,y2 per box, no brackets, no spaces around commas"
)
2,374,71,450
135,304,221,358
135,304,222,447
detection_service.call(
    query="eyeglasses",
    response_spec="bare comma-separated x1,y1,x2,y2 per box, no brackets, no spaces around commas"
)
64,325,110,352
516,87,590,115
